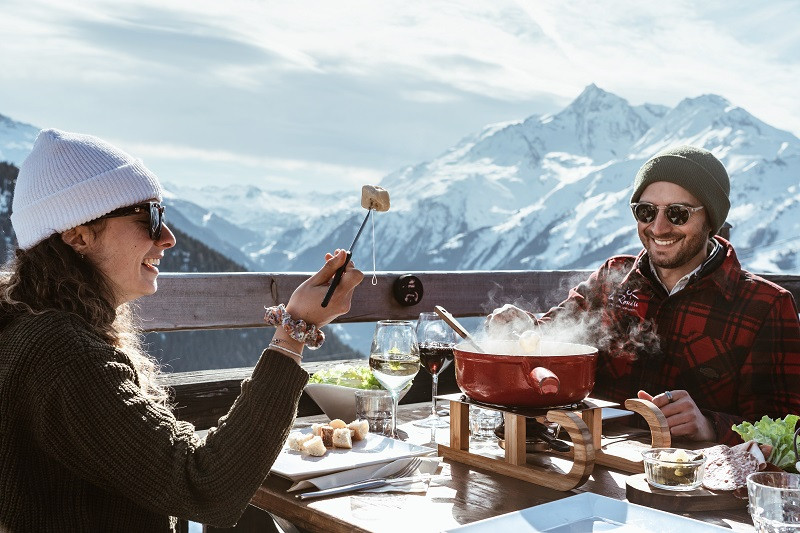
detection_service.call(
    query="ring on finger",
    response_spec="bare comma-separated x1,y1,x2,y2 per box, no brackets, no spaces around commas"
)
664,390,674,403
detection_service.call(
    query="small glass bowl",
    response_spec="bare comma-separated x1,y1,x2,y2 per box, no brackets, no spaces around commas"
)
642,448,706,491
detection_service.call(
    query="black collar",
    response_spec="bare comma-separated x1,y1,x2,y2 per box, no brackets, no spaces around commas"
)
638,238,725,291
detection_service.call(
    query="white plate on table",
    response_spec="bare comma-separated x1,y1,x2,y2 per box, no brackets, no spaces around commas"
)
270,430,432,482
444,492,731,532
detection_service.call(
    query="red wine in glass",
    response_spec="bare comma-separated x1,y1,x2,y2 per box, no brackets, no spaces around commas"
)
419,342,454,376
414,313,456,433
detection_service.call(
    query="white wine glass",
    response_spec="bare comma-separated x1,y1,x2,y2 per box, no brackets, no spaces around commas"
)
369,320,420,439
413,312,457,438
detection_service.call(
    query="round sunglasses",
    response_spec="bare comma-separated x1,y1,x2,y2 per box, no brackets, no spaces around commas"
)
97,202,165,240
630,202,704,226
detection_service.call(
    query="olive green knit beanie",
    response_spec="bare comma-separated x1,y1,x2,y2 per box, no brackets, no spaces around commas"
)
630,145,730,233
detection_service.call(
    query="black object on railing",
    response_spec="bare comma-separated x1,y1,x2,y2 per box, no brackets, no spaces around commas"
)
393,274,423,306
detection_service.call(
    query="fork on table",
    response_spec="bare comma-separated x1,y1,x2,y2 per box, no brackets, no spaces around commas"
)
297,456,424,500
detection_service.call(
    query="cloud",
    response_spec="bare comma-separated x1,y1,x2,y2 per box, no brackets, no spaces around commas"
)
118,140,385,191
1,0,798,193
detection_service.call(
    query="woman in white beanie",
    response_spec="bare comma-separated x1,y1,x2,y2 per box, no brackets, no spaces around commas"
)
0,129,363,531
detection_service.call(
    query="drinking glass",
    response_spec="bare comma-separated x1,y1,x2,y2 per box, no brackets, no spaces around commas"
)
369,320,420,439
469,407,503,441
354,389,393,435
413,312,457,433
747,472,800,532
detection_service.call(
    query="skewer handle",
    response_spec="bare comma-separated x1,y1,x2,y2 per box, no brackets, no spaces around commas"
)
320,209,372,307
434,305,484,353
321,251,352,308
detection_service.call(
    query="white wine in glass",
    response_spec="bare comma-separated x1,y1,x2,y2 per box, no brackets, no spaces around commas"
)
369,320,420,439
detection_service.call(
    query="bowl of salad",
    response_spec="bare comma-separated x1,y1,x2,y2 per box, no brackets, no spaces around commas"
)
305,363,411,422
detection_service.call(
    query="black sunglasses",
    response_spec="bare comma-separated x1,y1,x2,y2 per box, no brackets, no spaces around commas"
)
630,202,704,226
98,202,165,240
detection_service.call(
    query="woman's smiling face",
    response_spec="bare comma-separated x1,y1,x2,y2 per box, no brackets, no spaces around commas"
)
80,203,176,306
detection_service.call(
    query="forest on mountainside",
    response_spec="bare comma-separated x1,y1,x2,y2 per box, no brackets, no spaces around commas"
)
0,162,18,261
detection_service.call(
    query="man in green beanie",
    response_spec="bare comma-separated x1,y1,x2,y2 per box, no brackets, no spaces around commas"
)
486,145,800,445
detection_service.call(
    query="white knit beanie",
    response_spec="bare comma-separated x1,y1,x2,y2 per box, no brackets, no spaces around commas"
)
11,128,164,249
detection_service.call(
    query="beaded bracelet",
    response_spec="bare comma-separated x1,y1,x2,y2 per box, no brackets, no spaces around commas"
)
264,304,325,349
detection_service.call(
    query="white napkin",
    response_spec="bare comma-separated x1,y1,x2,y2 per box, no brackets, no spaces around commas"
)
287,456,442,494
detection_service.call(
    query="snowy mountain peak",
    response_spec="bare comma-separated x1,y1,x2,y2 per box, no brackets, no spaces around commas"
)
634,92,798,161
678,93,731,110
539,85,653,161
568,83,631,114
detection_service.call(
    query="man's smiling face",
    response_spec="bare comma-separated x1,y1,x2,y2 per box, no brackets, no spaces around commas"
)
637,181,711,282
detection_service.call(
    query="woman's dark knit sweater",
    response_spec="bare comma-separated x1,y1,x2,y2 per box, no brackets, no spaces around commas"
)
0,310,308,532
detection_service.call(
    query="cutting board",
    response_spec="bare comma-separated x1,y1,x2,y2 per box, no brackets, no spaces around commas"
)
625,473,747,512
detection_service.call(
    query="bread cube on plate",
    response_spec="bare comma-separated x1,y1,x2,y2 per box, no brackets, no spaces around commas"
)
302,435,327,457
320,425,335,448
286,432,314,451
332,428,353,449
348,419,369,441
329,419,347,429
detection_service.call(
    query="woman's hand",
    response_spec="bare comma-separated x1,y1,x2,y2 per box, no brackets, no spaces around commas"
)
638,389,716,442
271,250,363,361
285,249,364,328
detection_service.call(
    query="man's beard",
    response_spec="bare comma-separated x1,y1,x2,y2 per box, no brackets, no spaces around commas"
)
647,229,710,269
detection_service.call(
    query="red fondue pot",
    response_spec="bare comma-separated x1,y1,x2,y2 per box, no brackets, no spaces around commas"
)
453,339,598,407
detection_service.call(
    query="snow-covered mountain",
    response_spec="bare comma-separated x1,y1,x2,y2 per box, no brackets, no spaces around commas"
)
0,114,38,166
3,84,799,275
162,184,351,270
217,84,800,274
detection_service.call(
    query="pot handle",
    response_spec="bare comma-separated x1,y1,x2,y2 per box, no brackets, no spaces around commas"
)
528,367,560,395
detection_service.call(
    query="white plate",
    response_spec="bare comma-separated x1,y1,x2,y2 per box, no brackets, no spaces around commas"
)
444,492,731,532
270,430,432,482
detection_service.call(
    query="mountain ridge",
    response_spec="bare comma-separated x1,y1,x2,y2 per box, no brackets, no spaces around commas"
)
251,85,800,274
2,84,799,277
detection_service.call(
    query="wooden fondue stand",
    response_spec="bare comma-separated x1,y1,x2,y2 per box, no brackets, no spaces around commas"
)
437,394,671,491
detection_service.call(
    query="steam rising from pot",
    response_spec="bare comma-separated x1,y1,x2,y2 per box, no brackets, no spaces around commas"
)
480,269,661,359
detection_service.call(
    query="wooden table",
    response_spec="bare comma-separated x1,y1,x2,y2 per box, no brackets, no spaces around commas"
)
251,403,755,532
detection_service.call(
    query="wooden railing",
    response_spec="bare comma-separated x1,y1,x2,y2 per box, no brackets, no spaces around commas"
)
140,270,800,429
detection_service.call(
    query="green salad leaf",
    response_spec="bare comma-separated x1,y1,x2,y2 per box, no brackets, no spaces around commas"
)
732,414,799,472
308,364,383,390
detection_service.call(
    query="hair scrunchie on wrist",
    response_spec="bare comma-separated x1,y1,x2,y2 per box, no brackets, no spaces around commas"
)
264,304,325,349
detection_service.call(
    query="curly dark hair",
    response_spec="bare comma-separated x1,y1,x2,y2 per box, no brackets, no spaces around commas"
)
0,228,168,404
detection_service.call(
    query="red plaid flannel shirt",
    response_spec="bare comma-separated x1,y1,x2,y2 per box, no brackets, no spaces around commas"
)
540,237,800,445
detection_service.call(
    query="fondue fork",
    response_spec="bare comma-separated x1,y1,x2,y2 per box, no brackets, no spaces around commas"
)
321,208,372,307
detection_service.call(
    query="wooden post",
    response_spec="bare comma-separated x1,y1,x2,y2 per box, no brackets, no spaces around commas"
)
446,400,470,452
504,412,527,466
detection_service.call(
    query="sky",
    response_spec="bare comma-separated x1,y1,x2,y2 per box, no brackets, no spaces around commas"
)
1,1,799,193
